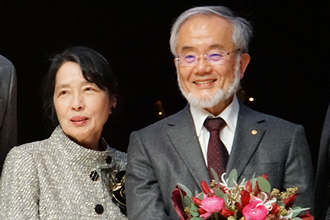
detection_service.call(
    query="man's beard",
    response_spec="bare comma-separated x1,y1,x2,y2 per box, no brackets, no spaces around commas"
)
177,56,241,109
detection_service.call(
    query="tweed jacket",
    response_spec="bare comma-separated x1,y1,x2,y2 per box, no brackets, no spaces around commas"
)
0,54,17,173
314,103,330,220
0,126,127,220
126,103,314,220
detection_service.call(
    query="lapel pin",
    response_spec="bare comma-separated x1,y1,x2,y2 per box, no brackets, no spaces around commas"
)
251,130,257,135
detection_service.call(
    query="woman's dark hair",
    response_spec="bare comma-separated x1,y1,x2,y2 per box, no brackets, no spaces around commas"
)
42,46,118,126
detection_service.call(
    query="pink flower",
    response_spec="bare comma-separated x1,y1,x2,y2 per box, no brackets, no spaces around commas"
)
242,200,268,220
199,197,225,220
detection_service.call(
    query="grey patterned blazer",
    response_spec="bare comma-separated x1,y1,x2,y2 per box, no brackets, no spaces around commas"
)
126,102,314,220
0,126,127,220
0,54,17,173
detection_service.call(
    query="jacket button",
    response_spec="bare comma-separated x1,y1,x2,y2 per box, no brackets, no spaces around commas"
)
106,156,112,164
90,171,99,181
95,204,104,214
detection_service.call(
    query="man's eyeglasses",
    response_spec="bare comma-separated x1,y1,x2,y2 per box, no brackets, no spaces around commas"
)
175,49,240,66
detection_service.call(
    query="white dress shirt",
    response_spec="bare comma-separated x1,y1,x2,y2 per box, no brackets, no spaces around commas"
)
190,95,240,165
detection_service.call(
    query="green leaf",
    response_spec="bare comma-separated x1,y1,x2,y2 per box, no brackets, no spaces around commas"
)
214,188,225,198
191,217,203,220
211,168,220,183
291,207,310,217
194,189,199,197
198,192,204,200
222,193,228,204
190,204,199,217
191,203,198,211
291,218,301,220
183,195,193,208
257,177,271,193
227,169,237,187
178,183,193,198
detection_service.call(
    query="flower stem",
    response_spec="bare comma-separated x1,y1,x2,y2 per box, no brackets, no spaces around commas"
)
214,213,220,220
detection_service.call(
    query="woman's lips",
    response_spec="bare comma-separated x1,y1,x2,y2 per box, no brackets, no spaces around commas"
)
70,116,89,125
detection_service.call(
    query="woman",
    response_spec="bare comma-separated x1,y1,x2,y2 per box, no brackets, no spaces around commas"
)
0,46,127,219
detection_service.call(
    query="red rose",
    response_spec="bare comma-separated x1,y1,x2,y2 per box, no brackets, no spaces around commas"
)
242,201,268,220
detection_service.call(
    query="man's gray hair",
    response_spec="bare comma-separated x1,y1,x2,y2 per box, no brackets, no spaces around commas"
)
169,6,253,57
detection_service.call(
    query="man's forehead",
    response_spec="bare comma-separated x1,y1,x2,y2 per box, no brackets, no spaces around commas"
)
181,44,226,53
178,15,232,38
176,14,233,51
181,14,231,30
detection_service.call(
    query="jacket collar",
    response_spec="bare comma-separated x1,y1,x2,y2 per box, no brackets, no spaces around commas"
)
50,126,115,168
226,102,266,180
166,105,211,187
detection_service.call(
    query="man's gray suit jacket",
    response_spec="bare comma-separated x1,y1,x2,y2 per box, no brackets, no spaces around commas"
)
314,103,330,220
126,103,314,220
0,54,17,174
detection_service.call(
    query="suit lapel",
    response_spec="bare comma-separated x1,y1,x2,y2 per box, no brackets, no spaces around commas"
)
226,103,266,180
166,105,211,188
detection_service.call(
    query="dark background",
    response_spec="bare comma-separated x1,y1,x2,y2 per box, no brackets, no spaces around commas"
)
0,0,329,172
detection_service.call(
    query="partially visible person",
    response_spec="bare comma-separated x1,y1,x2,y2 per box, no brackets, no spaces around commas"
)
126,6,314,219
0,46,127,219
315,103,330,220
0,54,17,173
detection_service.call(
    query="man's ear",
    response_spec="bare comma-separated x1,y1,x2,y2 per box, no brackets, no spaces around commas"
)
239,53,250,79
174,58,179,69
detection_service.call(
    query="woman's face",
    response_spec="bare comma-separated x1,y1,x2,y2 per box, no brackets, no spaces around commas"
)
53,61,115,150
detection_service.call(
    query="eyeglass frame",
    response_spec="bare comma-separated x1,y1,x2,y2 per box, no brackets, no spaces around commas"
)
175,48,241,66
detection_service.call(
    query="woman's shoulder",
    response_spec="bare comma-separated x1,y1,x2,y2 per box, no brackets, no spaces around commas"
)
1,140,51,183
111,148,127,161
5,139,52,164
11,138,50,154
108,147,127,170
112,148,127,159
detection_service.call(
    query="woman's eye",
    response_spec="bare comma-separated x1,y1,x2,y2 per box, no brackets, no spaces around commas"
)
59,91,67,95
85,87,98,92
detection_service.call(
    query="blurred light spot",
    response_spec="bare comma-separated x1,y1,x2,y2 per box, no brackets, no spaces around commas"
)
249,97,254,102
158,112,163,115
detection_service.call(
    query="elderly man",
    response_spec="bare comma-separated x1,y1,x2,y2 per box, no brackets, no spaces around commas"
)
0,54,17,174
126,6,314,219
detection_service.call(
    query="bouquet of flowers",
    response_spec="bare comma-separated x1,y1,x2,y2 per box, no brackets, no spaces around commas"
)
171,169,313,220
